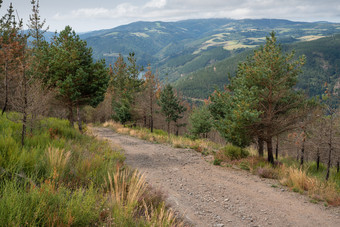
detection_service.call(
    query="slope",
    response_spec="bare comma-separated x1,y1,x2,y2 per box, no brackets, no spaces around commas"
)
175,34,340,99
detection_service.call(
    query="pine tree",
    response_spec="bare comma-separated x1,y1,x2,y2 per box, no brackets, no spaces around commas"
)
189,105,213,139
45,26,109,130
158,84,186,136
139,65,160,132
110,53,143,125
210,32,309,163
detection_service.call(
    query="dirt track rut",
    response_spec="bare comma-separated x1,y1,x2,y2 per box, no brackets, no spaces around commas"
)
92,127,340,227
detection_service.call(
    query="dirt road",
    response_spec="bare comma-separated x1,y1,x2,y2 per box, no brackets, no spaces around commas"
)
92,127,340,227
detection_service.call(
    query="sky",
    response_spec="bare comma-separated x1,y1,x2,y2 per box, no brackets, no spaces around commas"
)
1,0,340,33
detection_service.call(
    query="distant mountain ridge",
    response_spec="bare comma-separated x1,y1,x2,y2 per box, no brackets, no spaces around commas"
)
80,18,340,81
73,18,340,99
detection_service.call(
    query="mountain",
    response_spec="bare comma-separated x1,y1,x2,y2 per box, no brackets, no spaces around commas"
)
81,18,340,82
174,34,340,99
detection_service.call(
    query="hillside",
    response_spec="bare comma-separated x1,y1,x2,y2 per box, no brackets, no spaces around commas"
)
175,34,340,99
82,18,340,82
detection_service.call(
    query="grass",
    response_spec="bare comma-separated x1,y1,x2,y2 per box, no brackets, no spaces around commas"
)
103,120,221,154
103,121,340,206
0,113,184,226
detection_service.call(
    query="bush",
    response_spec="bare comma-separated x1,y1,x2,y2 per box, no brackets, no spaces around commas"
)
213,159,222,166
222,144,249,160
257,167,279,179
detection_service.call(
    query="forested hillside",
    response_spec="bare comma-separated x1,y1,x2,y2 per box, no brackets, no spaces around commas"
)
82,18,340,82
175,34,340,99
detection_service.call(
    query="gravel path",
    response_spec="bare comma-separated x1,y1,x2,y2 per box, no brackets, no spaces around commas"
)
92,127,340,227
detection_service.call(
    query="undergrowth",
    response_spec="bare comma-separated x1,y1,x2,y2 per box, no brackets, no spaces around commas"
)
0,113,184,226
103,120,220,154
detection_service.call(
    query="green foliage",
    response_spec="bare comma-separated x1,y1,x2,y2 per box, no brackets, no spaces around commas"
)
45,26,109,109
158,84,186,132
213,158,222,166
110,53,143,124
221,144,249,161
209,85,260,147
210,32,309,163
0,181,101,226
188,105,213,139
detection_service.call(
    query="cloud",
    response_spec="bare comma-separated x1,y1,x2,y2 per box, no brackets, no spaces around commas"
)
144,0,167,9
50,0,340,32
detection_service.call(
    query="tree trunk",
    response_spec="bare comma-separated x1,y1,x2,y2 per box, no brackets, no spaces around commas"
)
266,138,274,164
337,161,339,173
2,62,8,115
300,137,305,167
68,105,74,127
77,105,82,133
275,136,279,160
316,149,320,171
167,121,170,138
21,58,28,147
326,147,332,181
150,89,153,133
258,137,264,157
326,116,333,181
150,115,153,133
143,112,146,127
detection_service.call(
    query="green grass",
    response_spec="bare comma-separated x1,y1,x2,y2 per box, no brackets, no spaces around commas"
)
0,113,182,226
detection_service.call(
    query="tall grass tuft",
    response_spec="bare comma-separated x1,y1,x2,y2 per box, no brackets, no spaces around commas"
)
47,146,71,177
107,169,146,214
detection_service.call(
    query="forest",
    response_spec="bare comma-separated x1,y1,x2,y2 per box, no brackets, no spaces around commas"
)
0,0,340,225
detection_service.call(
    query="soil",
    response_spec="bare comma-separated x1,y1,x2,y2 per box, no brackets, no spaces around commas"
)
91,127,340,227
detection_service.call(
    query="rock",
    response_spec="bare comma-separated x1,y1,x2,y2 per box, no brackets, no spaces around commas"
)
214,224,224,227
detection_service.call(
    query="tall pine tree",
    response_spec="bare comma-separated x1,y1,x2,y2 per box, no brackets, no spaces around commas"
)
210,32,309,163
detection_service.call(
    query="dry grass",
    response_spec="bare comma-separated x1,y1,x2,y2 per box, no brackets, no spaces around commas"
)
107,169,147,213
47,147,71,176
106,168,184,226
279,166,340,205
143,201,184,227
103,121,221,154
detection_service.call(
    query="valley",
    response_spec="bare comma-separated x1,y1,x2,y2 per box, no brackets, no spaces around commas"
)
81,18,340,99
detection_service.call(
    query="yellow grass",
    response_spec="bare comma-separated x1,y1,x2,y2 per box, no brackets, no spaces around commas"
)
103,121,221,154
106,168,184,226
298,35,324,42
47,147,71,176
279,166,340,205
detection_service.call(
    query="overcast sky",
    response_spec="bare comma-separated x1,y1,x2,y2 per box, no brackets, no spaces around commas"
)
1,0,340,32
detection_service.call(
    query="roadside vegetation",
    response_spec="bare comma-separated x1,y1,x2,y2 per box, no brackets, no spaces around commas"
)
0,113,184,226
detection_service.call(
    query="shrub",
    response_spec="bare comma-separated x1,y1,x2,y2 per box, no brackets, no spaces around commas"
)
257,167,279,179
213,159,222,166
221,144,249,160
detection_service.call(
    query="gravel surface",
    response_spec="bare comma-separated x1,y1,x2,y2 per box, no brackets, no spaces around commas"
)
92,127,340,227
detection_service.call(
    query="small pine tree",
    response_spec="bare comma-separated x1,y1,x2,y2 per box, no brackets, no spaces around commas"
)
158,84,186,136
110,53,143,125
189,105,213,139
